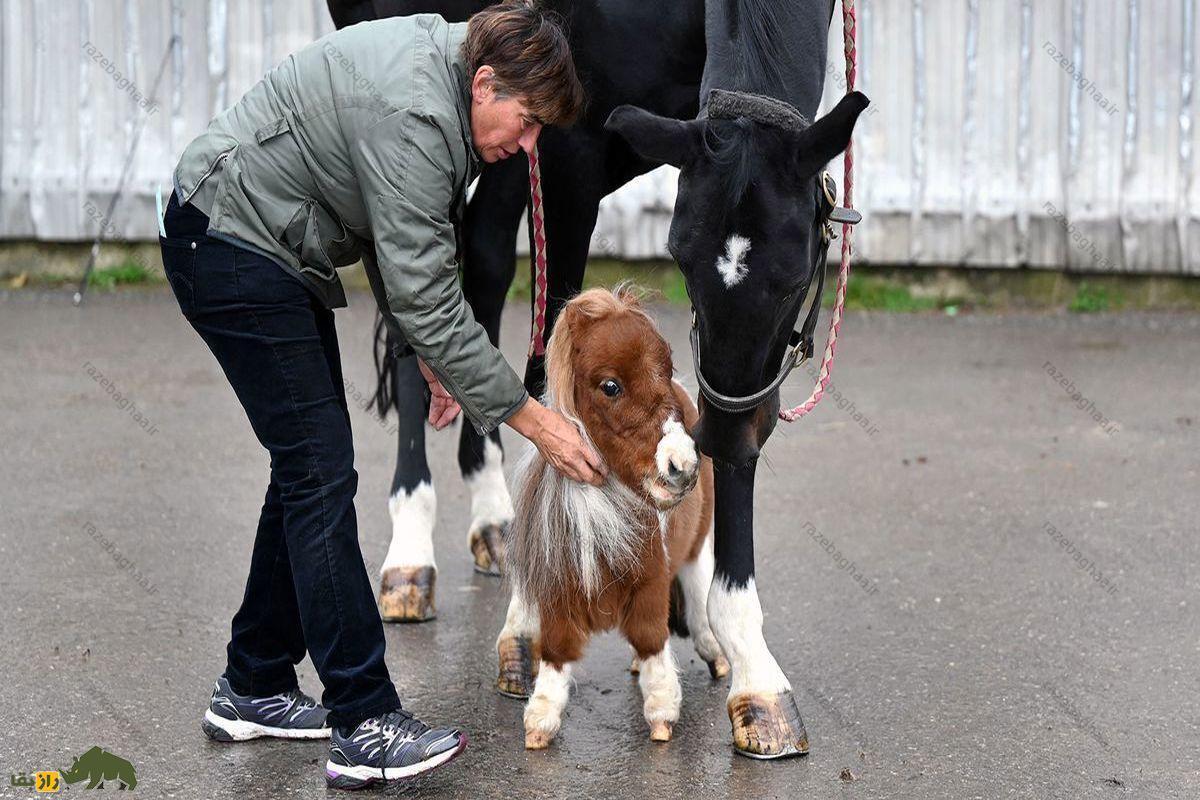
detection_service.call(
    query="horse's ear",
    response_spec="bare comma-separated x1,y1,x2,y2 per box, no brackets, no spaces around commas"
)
605,105,702,167
792,91,869,178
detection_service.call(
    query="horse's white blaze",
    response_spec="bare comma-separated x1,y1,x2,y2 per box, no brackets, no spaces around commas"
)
465,438,513,543
638,643,682,724
524,661,571,737
708,577,791,696
678,533,724,664
382,480,436,570
655,415,697,479
498,588,540,643
716,234,752,288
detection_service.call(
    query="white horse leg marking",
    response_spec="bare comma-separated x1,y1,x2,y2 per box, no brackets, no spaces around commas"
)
381,480,437,570
523,661,571,749
496,589,541,698
466,438,512,574
678,534,729,677
378,481,438,621
707,576,791,698
497,588,540,642
638,642,682,741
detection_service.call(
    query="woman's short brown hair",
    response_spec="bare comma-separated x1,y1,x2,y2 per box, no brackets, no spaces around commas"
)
461,1,585,126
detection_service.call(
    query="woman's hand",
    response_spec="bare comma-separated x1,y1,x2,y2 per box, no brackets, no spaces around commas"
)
506,398,606,486
417,358,461,430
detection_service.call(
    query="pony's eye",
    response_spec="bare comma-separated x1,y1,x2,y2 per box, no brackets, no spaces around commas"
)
600,379,623,398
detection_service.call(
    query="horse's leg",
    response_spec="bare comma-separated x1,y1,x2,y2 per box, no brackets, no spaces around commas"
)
458,158,526,575
495,587,540,699
622,582,681,743
679,533,731,679
709,459,809,758
523,614,583,750
378,353,438,622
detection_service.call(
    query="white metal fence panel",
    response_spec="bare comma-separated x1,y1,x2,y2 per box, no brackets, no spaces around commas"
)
2,0,1197,274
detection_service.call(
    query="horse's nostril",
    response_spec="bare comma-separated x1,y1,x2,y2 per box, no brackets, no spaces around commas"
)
668,462,682,479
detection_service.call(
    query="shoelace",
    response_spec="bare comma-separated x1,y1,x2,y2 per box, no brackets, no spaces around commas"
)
380,710,429,739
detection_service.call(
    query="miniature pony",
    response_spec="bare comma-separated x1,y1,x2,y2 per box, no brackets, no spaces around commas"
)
495,287,728,748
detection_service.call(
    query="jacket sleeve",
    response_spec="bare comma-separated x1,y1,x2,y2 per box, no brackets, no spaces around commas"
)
350,109,528,435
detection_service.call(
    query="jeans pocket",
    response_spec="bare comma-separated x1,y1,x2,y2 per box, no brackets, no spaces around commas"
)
159,234,201,316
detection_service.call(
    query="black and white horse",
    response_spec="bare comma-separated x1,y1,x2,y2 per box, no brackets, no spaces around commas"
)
328,0,867,758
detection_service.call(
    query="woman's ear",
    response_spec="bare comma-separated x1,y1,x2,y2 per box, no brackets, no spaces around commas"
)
472,65,496,104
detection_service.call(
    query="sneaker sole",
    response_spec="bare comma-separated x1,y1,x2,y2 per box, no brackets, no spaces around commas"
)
202,709,331,742
324,733,468,790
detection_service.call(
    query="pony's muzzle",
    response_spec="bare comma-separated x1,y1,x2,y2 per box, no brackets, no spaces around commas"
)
649,417,700,508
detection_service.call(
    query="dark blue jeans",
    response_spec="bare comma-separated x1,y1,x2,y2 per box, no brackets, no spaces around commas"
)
160,193,400,729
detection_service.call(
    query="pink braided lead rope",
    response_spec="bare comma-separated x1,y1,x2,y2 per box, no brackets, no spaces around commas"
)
779,0,857,422
527,144,550,358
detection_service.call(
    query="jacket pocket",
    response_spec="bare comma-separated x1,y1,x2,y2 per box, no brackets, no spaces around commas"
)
253,115,291,145
281,199,352,282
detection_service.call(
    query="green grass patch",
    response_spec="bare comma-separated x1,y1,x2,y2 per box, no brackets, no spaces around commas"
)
85,261,157,290
1068,280,1118,313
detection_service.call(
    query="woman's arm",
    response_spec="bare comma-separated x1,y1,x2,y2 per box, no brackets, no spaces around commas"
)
505,397,606,486
351,110,527,436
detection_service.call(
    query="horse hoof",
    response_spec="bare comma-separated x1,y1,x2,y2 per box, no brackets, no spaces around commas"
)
524,729,553,750
496,635,539,698
630,656,641,675
649,721,673,742
728,691,810,758
378,566,436,622
470,523,506,576
707,654,731,680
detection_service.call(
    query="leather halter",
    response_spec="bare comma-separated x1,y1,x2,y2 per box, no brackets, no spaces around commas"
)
690,91,861,415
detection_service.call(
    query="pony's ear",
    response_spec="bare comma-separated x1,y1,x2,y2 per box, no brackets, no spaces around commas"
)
543,302,579,419
605,105,703,167
792,91,869,178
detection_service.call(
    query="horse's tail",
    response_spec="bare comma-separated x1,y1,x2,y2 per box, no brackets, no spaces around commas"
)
668,576,690,638
370,311,400,418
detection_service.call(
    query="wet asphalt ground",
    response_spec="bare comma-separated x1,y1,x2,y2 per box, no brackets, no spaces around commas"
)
1,288,1197,799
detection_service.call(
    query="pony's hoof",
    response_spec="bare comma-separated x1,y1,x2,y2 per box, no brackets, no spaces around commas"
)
630,656,641,675
649,720,673,742
470,523,506,576
706,654,731,680
496,635,539,698
728,691,810,759
378,566,436,622
524,729,554,750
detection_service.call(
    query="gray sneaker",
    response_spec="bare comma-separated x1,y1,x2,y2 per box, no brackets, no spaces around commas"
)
202,675,331,741
325,709,467,789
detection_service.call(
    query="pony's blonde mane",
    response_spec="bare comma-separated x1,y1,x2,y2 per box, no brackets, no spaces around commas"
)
506,285,660,601
543,284,653,424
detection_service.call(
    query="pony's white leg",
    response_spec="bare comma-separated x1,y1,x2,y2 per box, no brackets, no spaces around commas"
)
378,481,438,622
495,589,540,699
638,642,682,742
709,576,808,756
678,533,730,678
523,661,571,749
465,437,513,576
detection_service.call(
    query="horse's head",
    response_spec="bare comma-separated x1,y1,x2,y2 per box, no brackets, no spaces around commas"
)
546,287,698,510
606,91,869,465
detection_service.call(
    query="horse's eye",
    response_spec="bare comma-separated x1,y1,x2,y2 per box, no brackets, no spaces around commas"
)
600,379,623,398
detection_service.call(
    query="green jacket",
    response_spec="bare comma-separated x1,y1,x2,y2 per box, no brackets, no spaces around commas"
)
172,14,528,434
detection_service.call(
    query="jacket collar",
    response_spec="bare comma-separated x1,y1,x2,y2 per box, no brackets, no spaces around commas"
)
446,22,481,177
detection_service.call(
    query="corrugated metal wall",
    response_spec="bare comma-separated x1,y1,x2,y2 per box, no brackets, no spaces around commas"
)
2,0,1197,274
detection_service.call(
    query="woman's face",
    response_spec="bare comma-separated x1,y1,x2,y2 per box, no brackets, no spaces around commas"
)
470,66,543,163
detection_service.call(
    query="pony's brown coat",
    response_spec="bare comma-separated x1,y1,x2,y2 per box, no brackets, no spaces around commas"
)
509,287,714,666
